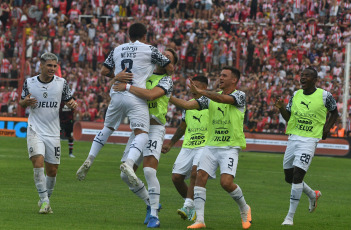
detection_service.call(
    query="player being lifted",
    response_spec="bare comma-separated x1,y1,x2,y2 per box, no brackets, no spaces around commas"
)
113,48,178,228
161,76,209,222
76,22,173,187
19,52,77,214
275,67,338,226
169,67,252,229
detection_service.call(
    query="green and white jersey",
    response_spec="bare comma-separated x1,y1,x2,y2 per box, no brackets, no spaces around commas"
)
196,91,246,149
182,103,209,149
286,88,337,139
146,73,173,125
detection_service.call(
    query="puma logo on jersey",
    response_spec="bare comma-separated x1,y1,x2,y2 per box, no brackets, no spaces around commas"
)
218,107,225,116
193,115,202,123
301,101,311,110
147,79,153,85
37,101,58,108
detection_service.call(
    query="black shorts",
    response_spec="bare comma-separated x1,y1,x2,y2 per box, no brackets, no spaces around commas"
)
60,121,74,138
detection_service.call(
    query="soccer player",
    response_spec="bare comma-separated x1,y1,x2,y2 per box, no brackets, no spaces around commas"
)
113,48,178,228
19,52,77,214
161,75,209,222
76,23,173,183
169,66,252,229
275,67,338,226
59,101,75,158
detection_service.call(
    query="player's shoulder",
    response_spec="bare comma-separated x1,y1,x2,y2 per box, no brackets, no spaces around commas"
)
53,75,66,83
26,75,39,84
231,90,246,99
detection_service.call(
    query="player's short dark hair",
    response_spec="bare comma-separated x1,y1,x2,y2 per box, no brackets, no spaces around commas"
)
165,48,178,65
128,23,147,41
306,66,318,78
40,52,58,63
192,75,208,86
222,66,241,80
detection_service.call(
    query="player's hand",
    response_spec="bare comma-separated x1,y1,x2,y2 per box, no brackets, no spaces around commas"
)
274,97,284,109
113,83,127,91
23,94,37,107
114,68,133,83
66,99,78,109
187,79,201,95
161,143,172,154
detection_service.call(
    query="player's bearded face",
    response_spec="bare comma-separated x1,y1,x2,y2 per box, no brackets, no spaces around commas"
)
41,60,58,78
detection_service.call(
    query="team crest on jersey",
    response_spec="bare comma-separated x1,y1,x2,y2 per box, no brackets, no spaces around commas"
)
43,92,48,98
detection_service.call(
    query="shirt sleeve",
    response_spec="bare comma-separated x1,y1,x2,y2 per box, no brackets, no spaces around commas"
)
156,76,173,96
62,79,73,101
181,110,186,121
21,79,29,99
103,49,115,70
150,46,171,67
286,91,296,112
324,91,337,111
229,90,246,108
196,96,210,110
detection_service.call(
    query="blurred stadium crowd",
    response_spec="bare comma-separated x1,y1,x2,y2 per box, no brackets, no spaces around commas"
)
0,0,351,135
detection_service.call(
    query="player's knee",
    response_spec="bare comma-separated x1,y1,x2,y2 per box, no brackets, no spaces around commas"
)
172,173,183,184
220,176,234,191
190,169,197,181
46,168,58,177
285,174,293,184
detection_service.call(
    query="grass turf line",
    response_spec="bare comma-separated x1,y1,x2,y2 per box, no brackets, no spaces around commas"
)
0,136,350,229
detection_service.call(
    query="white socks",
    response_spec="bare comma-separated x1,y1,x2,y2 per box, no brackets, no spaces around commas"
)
46,176,56,198
184,198,194,209
88,127,114,160
127,133,148,164
33,168,49,203
120,171,150,206
229,185,249,213
287,183,303,220
303,181,315,199
194,186,206,223
144,167,160,217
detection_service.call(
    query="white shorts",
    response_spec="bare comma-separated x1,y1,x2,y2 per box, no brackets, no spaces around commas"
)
27,127,61,165
104,93,150,132
121,125,165,165
198,146,239,179
172,147,204,179
283,139,317,172
143,125,165,161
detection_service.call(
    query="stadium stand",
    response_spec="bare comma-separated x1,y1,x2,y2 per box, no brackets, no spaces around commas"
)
0,0,350,135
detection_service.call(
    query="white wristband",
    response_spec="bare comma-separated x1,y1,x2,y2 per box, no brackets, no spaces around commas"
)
126,84,131,91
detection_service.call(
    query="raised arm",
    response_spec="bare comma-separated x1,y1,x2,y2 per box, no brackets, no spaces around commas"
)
113,82,165,100
275,97,291,122
169,96,200,110
188,79,235,104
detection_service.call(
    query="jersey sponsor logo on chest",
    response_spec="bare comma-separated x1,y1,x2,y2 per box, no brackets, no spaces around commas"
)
37,101,58,108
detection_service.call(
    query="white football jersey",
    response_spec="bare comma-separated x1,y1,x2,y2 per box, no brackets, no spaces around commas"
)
104,41,170,93
21,75,73,137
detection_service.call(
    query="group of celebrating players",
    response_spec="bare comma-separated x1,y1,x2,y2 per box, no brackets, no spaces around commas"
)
19,22,338,229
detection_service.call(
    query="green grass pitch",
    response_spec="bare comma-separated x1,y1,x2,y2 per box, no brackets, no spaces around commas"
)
0,136,350,229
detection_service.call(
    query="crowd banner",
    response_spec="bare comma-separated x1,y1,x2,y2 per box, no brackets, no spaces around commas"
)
73,121,351,158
